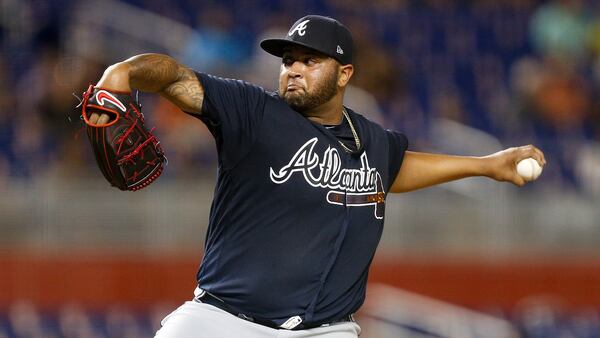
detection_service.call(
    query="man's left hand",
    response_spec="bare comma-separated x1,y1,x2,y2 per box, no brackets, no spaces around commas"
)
483,145,546,186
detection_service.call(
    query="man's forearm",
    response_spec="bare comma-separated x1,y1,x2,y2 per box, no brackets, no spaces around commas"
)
390,151,487,193
95,53,203,113
96,54,181,93
390,145,546,193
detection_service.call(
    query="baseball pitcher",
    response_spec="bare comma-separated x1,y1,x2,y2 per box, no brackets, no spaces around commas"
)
81,15,546,338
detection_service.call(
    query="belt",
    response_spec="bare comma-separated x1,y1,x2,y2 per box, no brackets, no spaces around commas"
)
193,289,354,330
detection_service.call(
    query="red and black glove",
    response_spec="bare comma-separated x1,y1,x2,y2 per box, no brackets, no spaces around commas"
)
80,85,166,191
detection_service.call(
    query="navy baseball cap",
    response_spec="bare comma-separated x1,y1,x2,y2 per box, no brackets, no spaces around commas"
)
260,15,354,65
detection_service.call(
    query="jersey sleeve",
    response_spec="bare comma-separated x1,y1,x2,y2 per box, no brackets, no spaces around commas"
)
192,72,267,169
386,130,409,191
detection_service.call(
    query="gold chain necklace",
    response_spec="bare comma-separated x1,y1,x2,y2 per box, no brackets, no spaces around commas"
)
338,108,361,154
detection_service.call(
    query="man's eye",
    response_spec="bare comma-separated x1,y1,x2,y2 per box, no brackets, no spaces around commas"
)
282,58,293,66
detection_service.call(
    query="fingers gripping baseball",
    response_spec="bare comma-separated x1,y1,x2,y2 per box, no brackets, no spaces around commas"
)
487,145,547,186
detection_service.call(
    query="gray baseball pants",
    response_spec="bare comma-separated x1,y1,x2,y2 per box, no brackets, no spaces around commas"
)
154,300,361,338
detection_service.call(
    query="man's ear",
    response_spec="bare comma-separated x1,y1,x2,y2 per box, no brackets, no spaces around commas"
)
338,64,354,87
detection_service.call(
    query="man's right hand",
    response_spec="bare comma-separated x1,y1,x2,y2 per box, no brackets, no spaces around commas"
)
97,62,133,91
81,85,166,190
88,113,109,125
89,62,132,125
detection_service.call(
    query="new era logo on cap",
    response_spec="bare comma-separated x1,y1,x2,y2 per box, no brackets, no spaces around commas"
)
260,15,354,65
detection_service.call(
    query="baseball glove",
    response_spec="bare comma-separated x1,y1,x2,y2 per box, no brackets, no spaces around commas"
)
80,85,166,191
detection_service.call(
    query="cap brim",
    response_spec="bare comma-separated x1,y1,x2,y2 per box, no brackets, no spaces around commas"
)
260,38,327,58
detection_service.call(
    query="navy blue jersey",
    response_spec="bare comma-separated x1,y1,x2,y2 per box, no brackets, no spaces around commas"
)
191,72,408,325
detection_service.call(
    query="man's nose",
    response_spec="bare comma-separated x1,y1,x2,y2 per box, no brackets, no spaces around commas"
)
287,61,303,78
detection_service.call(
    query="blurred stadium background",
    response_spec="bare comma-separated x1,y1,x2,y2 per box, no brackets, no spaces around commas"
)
1,0,600,337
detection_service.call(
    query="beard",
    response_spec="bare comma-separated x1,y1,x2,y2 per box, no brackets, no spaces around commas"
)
281,69,339,113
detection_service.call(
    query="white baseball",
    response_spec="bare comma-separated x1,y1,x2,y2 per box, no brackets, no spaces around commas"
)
516,158,543,181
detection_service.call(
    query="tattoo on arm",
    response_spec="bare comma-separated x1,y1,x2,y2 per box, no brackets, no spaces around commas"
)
162,67,204,113
126,54,179,92
124,54,204,114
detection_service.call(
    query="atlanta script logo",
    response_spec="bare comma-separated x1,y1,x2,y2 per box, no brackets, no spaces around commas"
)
270,138,385,219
